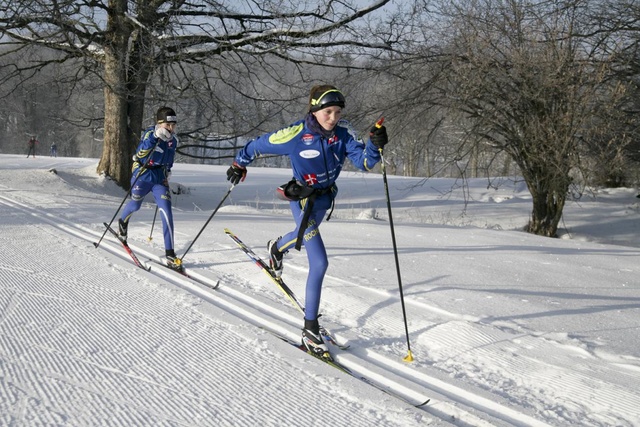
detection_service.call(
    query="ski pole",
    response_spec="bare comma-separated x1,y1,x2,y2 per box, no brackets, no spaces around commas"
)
175,184,235,267
93,172,143,249
148,205,158,241
375,117,414,363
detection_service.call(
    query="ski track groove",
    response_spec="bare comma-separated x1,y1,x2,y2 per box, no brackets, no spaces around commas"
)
217,240,412,344
421,321,640,426
0,198,428,427
292,255,640,426
3,192,640,426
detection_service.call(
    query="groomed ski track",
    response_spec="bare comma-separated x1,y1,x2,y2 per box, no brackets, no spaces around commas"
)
0,193,552,427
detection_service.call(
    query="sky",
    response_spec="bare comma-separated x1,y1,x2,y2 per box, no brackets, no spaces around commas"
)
0,153,639,426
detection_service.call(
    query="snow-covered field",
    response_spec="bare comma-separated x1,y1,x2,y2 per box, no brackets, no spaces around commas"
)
1,153,639,426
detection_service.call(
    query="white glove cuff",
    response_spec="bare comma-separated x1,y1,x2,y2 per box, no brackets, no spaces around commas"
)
154,125,172,141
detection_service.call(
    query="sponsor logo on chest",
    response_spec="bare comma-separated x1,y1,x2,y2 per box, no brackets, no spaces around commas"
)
299,149,320,159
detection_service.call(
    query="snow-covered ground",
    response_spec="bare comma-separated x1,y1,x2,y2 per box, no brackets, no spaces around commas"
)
1,153,639,426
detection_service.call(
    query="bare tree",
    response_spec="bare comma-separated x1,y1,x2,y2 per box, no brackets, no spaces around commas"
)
0,0,394,188
428,0,612,237
578,81,638,187
583,0,640,183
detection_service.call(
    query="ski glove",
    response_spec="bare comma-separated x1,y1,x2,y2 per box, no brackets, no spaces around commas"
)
226,162,247,185
370,125,388,149
154,125,173,142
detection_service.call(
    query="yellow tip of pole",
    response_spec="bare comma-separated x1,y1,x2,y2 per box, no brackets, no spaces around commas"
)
175,258,182,266
403,350,414,363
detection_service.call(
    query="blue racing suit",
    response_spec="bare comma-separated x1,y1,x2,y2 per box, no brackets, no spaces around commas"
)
121,125,177,251
234,114,381,321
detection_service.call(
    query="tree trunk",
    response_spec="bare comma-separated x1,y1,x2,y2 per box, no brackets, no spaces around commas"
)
96,0,133,190
125,3,155,159
523,174,569,237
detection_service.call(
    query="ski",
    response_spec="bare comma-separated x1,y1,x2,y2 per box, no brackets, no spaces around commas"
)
101,223,220,289
101,222,151,271
319,326,350,351
275,333,351,373
359,374,431,408
146,258,221,291
224,228,349,349
274,333,430,408
224,228,305,311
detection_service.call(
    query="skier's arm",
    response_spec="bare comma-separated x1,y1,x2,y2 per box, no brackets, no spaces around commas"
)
341,121,383,171
227,122,303,184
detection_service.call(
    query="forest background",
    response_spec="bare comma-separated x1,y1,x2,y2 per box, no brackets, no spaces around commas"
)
2,0,640,238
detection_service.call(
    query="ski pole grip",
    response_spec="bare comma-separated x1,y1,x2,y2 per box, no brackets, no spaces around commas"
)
373,117,386,154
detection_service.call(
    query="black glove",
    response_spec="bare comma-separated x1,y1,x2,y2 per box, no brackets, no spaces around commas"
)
226,162,247,185
370,125,388,149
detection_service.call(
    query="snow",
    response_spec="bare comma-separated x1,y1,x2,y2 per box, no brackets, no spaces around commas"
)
1,153,639,426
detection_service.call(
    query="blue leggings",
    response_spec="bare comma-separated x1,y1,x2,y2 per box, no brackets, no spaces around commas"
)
277,201,328,321
121,182,174,251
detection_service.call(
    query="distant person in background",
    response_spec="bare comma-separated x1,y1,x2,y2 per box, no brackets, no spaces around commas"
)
118,106,180,270
26,136,38,158
50,142,57,157
226,84,388,359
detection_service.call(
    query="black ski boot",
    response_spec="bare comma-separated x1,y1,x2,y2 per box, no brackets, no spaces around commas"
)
118,218,128,241
165,249,183,272
301,319,330,360
267,237,284,277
